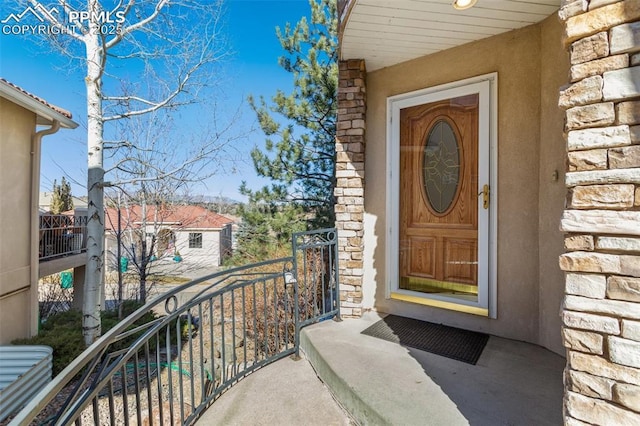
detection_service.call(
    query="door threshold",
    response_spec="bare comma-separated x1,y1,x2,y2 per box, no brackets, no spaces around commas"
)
390,291,489,317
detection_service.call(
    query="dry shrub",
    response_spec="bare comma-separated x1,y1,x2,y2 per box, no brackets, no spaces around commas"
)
39,273,74,321
217,247,334,361
240,280,296,358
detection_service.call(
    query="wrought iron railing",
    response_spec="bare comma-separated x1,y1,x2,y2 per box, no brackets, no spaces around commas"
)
10,228,339,425
39,214,88,261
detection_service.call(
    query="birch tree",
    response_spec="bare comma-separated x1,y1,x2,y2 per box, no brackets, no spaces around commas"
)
31,0,229,345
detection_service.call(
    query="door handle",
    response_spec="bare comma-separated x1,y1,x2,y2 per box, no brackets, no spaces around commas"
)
479,184,490,209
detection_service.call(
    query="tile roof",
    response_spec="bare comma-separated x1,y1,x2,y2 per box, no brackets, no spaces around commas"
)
105,205,234,231
0,77,73,119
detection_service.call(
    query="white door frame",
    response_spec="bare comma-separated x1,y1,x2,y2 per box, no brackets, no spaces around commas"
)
386,73,498,318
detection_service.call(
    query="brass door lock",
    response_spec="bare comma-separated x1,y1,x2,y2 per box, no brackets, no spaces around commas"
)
479,184,490,209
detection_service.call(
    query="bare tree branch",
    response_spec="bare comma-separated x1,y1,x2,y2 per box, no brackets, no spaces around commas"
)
23,0,235,345
104,0,169,50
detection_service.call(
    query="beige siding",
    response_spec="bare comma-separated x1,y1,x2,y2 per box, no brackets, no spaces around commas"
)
0,98,37,344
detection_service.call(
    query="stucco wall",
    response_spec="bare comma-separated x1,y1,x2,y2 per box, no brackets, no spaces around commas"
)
539,15,571,354
105,227,225,272
0,98,37,344
361,15,568,351
175,229,222,266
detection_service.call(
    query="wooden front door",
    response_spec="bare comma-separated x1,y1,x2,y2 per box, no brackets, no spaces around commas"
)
399,94,480,294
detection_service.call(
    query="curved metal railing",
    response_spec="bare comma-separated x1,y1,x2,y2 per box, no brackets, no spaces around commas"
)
10,228,339,425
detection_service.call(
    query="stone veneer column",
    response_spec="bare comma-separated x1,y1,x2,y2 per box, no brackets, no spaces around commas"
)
558,1,640,424
335,59,366,317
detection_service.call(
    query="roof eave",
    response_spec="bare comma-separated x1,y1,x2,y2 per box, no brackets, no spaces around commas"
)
0,80,78,129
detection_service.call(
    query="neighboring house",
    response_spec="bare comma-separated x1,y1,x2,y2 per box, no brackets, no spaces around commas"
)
337,1,639,424
0,79,78,344
39,192,88,214
104,205,234,272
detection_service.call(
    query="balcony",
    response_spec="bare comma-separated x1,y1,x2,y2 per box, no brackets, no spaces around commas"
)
39,214,88,278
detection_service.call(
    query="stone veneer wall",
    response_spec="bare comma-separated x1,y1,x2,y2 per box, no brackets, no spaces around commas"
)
335,59,366,317
558,0,640,424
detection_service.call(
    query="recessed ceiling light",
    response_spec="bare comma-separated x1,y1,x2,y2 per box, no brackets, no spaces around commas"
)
452,0,478,10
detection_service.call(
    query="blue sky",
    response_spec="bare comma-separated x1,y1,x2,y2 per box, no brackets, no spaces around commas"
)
0,0,313,201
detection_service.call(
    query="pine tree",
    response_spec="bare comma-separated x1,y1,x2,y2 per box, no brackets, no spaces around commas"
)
231,185,306,264
240,0,337,252
51,177,74,214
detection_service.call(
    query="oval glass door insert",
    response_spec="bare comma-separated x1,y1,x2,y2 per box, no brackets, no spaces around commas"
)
422,120,460,213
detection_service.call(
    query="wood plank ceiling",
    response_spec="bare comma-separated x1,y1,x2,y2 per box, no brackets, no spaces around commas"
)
340,0,561,71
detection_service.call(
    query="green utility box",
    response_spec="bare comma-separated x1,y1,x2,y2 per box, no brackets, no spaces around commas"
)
60,271,73,289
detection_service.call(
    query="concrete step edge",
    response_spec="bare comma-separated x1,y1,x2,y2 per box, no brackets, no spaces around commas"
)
300,328,390,426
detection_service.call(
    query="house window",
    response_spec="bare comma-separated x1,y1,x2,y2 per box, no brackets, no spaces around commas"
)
189,232,203,249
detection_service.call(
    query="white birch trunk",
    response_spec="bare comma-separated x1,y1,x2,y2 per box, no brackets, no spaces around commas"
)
140,191,148,303
83,1,105,345
29,0,226,345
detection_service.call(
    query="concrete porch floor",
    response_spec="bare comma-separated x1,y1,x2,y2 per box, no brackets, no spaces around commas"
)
197,312,565,425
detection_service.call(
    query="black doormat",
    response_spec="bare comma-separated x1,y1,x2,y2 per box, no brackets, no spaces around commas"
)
361,315,489,365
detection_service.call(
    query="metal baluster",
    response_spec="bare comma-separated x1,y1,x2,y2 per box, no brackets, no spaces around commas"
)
177,317,185,424
166,324,174,426
143,342,153,426
133,352,142,425
220,293,226,383
187,310,196,416
108,378,116,426
198,303,205,403
242,286,247,371
156,331,164,426
273,277,280,352
209,299,216,395
262,280,268,356
251,283,258,364
231,289,237,377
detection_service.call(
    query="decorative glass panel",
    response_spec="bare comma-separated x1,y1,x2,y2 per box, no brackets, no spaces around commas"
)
423,120,460,213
